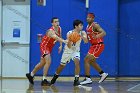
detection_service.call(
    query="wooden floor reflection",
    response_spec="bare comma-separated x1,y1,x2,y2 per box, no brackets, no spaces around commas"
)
1,79,140,93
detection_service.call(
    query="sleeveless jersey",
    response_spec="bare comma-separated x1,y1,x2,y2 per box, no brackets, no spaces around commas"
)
86,22,103,44
40,26,61,51
64,30,82,52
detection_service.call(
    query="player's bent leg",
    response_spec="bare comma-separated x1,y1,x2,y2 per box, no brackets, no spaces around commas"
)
84,54,91,75
56,64,66,74
41,54,51,86
26,57,46,85
89,56,102,73
43,54,51,76
73,58,80,75
51,51,70,85
80,54,92,85
89,55,108,83
32,58,46,74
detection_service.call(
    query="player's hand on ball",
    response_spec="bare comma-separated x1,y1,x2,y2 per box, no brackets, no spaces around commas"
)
63,40,68,44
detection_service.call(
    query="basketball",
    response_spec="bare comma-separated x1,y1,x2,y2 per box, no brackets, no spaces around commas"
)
69,32,81,43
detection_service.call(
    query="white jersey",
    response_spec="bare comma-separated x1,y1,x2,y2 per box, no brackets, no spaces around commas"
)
64,30,82,52
61,30,86,65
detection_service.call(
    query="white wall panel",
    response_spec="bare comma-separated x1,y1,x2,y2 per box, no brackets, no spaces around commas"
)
2,5,30,77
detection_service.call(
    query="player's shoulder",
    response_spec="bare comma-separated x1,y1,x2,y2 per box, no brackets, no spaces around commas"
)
47,29,54,33
80,30,85,35
59,26,61,28
48,27,54,32
93,22,100,26
59,26,62,30
93,22,101,29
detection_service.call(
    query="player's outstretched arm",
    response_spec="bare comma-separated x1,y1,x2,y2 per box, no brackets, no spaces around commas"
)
48,30,68,44
58,29,62,53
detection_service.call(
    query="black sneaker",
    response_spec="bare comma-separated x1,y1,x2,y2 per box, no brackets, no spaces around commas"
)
51,74,59,84
41,79,51,86
26,73,34,85
73,80,81,86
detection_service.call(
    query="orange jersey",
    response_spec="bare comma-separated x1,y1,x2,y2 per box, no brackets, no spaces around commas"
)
86,22,103,44
40,26,61,55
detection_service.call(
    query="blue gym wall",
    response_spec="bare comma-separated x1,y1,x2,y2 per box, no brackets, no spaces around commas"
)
119,0,140,76
30,0,140,76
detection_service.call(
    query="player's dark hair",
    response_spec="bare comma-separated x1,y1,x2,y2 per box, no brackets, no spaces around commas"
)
87,13,95,18
51,17,58,23
73,19,83,28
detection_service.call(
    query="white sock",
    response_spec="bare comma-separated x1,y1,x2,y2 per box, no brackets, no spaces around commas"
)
75,75,79,77
31,72,34,77
101,73,105,76
86,77,90,79
43,76,46,80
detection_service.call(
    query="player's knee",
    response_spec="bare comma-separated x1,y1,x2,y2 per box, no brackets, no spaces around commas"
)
73,57,80,64
90,57,96,62
44,59,51,66
60,62,67,66
40,60,46,66
74,61,80,66
73,57,80,62
48,60,51,64
84,58,88,62
84,56,89,62
40,62,45,66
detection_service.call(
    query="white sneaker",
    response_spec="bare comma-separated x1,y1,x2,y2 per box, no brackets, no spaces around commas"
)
80,78,92,85
98,73,108,83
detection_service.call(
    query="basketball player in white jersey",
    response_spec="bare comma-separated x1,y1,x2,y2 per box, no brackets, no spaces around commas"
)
51,19,88,86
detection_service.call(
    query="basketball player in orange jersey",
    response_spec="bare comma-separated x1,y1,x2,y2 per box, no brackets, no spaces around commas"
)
80,13,108,85
50,19,88,86
26,17,68,86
